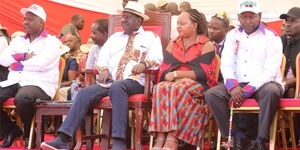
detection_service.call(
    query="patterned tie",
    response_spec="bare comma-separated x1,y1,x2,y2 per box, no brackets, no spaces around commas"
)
115,32,138,81
215,44,222,56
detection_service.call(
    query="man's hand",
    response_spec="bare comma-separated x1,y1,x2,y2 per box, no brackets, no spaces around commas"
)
229,86,246,108
97,69,112,83
25,53,36,60
131,63,146,75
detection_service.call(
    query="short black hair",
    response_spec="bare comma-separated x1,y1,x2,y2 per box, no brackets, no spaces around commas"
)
94,19,108,33
71,14,83,22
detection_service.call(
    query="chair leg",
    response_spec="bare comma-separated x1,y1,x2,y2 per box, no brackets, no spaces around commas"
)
216,129,221,150
149,135,154,150
28,114,35,149
269,111,278,150
101,110,111,150
85,113,93,149
134,108,143,150
288,113,297,150
35,110,42,149
129,110,135,149
279,112,288,150
74,128,82,150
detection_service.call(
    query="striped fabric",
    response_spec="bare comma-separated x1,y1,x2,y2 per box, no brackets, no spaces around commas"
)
149,81,209,146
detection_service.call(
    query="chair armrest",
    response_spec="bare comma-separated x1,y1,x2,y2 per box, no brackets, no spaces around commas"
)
144,69,159,99
83,69,98,86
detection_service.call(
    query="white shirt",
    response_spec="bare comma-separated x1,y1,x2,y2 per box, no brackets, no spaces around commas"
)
85,44,101,69
0,36,8,54
221,25,283,90
97,27,163,86
0,31,61,98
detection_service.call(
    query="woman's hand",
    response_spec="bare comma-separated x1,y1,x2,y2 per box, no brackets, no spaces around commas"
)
165,72,176,81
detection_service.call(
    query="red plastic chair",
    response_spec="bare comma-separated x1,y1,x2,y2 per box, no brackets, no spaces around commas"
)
279,53,300,150
216,55,286,150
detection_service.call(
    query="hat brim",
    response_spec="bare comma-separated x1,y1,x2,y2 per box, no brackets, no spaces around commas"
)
60,45,70,56
0,27,7,31
280,13,299,19
238,10,260,14
118,9,149,21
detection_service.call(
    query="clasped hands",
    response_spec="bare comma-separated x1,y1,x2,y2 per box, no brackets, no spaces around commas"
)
10,52,36,71
229,86,246,108
97,63,147,84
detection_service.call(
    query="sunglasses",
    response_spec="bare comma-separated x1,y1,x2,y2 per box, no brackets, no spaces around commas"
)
212,14,229,27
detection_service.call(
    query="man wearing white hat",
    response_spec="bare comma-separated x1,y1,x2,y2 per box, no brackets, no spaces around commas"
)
41,1,163,150
205,0,283,149
0,4,61,148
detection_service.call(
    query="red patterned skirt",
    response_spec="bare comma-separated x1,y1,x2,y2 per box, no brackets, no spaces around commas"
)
149,81,209,146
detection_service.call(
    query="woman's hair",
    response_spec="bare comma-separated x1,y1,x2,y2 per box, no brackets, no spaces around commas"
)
185,9,208,35
0,29,11,43
94,18,108,34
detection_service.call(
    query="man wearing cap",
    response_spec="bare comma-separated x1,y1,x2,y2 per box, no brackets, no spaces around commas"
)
205,0,283,149
280,7,300,146
0,4,61,148
41,1,163,150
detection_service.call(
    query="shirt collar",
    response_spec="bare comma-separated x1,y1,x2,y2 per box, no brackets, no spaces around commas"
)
23,29,48,39
123,26,144,36
238,23,279,36
174,35,207,45
214,39,225,46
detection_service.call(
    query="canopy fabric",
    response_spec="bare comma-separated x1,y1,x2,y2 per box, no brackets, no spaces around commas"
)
1,0,293,42
0,0,108,43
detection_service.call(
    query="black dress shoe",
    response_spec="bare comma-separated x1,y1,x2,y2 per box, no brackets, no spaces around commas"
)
0,125,23,148
247,141,267,150
0,135,5,141
233,138,250,150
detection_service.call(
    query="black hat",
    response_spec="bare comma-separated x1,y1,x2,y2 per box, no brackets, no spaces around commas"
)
280,7,300,19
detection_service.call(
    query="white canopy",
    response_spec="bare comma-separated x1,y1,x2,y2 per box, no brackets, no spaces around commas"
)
50,0,299,23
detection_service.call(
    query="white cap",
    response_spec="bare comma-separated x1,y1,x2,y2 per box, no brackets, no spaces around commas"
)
238,0,261,14
20,4,46,22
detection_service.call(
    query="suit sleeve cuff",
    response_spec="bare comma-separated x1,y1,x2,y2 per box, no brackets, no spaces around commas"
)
243,84,256,98
225,79,239,92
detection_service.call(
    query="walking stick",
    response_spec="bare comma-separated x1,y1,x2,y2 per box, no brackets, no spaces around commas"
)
227,101,234,150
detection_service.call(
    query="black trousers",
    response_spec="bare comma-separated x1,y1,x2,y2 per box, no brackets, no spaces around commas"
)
0,84,51,138
205,82,283,140
58,79,144,139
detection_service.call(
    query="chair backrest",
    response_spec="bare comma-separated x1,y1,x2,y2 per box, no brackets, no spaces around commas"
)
281,54,286,80
295,53,300,98
107,11,171,50
54,57,66,101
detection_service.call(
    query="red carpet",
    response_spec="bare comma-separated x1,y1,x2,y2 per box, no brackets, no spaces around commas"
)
0,134,299,150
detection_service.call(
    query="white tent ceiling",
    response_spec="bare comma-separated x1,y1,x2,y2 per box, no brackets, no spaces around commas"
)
50,0,300,22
